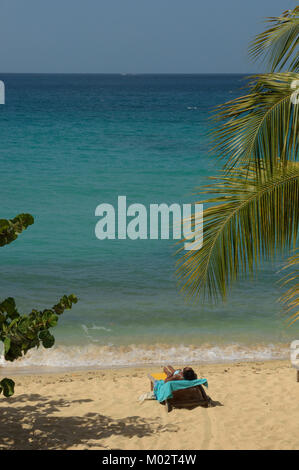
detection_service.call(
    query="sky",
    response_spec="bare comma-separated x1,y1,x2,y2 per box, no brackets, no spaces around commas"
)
0,0,296,73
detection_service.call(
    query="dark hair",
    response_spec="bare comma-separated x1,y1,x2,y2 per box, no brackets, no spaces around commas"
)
183,367,197,381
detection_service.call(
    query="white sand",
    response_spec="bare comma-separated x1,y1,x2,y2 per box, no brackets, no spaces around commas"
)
0,360,298,450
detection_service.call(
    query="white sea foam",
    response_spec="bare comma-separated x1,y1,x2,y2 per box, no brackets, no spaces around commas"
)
81,324,112,332
81,324,113,343
0,342,290,371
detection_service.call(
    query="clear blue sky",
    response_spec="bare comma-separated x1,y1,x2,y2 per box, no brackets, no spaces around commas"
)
0,0,296,73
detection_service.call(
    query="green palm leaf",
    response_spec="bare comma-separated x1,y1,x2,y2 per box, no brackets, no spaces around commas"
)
176,164,299,301
176,8,299,326
249,7,299,72
212,73,299,172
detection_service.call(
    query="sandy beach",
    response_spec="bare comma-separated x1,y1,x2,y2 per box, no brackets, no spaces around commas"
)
0,359,298,450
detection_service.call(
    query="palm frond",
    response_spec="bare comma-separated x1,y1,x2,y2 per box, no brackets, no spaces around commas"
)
176,163,299,301
249,7,299,72
212,73,299,172
279,250,299,325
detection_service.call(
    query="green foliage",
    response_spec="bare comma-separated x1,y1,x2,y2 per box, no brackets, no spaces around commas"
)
212,73,299,173
249,7,299,72
0,294,78,362
0,213,34,247
177,164,299,300
176,7,299,322
0,378,15,397
0,214,78,396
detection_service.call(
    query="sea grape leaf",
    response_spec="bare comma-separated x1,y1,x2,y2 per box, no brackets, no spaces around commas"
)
0,213,34,247
39,330,55,348
0,378,15,397
4,337,10,354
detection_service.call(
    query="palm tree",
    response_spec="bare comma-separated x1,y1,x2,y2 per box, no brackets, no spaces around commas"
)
176,7,299,322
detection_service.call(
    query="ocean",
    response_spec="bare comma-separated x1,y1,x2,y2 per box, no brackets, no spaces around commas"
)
0,73,297,369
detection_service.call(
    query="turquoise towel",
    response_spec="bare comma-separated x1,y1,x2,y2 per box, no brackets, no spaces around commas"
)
154,378,208,403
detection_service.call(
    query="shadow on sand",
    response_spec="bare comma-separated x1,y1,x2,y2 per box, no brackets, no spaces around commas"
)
0,394,177,450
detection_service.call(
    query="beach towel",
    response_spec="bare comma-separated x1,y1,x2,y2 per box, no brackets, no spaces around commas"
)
154,378,208,403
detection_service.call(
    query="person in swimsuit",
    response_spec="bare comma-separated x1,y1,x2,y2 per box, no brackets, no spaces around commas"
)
163,365,197,383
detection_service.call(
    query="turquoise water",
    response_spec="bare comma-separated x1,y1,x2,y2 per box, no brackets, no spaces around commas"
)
0,74,297,367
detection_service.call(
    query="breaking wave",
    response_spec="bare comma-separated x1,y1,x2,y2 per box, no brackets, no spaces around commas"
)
0,342,290,372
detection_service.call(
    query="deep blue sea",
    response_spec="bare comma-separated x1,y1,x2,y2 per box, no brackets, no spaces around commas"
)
0,74,297,368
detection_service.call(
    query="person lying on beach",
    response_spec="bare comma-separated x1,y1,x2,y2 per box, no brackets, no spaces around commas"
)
163,365,198,383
